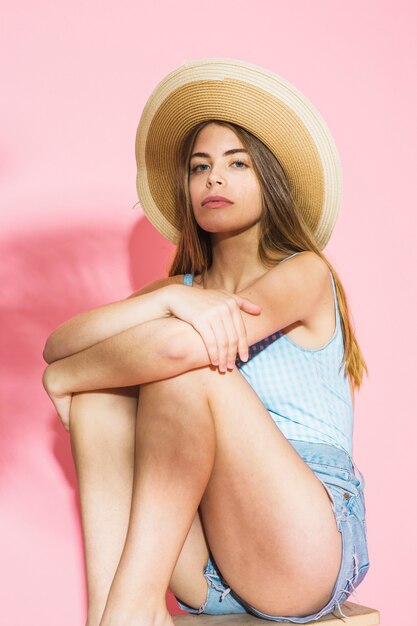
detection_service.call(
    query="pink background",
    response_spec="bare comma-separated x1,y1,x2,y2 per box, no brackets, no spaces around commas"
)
1,1,415,625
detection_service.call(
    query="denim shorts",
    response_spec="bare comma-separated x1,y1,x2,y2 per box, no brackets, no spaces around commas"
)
174,438,370,623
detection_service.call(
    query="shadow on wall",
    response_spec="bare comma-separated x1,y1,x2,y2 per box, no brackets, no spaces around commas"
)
127,212,176,290
0,212,190,615
0,214,174,464
0,213,175,521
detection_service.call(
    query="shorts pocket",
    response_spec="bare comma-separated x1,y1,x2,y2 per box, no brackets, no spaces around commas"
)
304,460,355,485
305,462,362,523
330,483,359,516
349,488,367,523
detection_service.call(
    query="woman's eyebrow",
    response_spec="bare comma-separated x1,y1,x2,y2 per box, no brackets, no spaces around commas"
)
190,148,249,159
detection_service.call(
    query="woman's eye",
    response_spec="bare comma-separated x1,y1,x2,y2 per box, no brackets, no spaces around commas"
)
190,163,208,173
190,160,247,174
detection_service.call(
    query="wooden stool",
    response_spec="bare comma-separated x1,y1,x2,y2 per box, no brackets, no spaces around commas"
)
173,601,380,625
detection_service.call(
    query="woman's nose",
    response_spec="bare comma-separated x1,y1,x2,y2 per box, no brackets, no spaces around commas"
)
207,166,225,186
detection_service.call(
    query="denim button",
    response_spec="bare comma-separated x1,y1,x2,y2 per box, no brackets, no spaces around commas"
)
343,492,350,500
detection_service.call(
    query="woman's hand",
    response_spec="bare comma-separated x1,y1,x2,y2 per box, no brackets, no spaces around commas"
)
42,364,73,432
165,284,262,371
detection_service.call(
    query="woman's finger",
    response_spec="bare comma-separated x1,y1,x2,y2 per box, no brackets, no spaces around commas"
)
219,303,240,368
237,296,262,313
209,314,230,372
230,303,249,361
191,318,220,367
225,295,256,361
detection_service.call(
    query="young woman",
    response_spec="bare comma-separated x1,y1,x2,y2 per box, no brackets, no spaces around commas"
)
42,59,370,626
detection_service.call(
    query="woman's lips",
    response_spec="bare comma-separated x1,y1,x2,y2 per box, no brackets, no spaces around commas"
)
203,200,233,208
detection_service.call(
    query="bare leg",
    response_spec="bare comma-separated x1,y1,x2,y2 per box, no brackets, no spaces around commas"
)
70,387,139,626
99,361,343,624
99,367,217,626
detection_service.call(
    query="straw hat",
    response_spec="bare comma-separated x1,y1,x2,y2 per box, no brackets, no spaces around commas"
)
135,57,343,249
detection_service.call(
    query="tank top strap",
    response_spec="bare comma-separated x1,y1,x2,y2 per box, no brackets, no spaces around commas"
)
277,251,303,264
183,273,194,286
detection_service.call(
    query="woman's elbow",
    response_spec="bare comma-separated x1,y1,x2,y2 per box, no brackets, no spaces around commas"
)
42,342,52,364
164,327,208,369
42,337,58,364
164,334,186,361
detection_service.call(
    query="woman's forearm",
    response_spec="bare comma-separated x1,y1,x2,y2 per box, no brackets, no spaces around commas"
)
43,285,174,364
42,314,210,395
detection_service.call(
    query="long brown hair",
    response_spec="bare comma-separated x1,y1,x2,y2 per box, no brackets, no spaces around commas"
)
168,120,368,392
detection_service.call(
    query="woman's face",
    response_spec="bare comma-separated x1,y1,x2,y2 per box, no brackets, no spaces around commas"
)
188,123,263,237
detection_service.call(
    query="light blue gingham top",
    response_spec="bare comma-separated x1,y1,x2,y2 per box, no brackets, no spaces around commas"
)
183,252,354,456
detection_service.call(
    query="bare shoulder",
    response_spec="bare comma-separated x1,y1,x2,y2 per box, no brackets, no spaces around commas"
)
125,274,185,299
280,250,333,317
282,250,328,273
270,250,336,341
269,251,329,291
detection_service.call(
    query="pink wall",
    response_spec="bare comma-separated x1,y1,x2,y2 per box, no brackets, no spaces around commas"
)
1,1,415,624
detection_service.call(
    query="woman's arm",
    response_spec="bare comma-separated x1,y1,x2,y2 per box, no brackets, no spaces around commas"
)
43,278,264,396
42,313,210,396
42,311,211,430
42,277,181,364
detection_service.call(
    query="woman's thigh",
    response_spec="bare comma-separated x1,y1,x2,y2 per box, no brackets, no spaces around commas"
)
194,366,344,617
168,371,369,621
141,365,342,618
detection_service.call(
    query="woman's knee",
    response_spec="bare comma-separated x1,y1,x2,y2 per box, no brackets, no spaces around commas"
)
69,387,139,433
139,366,214,406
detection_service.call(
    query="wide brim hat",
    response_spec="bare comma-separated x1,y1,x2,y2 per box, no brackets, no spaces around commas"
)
135,57,343,249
